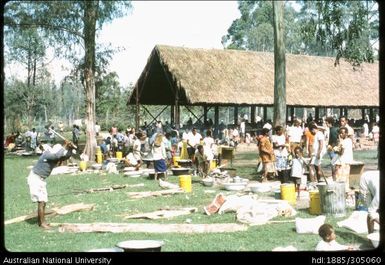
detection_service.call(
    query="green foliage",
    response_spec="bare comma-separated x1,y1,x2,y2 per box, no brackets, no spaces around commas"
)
222,1,302,53
223,1,379,66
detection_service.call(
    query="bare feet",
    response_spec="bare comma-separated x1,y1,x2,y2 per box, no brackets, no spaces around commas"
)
40,223,51,229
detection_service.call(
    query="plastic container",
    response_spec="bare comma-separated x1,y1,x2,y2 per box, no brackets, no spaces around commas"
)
274,189,281,199
96,153,103,164
179,175,192,192
79,161,87,171
280,183,296,205
116,151,123,159
173,156,180,166
209,160,217,170
309,190,321,215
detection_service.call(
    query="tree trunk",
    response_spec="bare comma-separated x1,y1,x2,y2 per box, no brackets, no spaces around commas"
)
82,1,98,159
272,1,286,128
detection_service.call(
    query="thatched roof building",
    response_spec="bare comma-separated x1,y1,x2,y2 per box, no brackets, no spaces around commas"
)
129,45,379,108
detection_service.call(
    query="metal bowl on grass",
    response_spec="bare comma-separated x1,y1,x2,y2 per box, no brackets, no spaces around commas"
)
202,178,214,187
223,182,247,191
171,167,191,176
116,240,164,252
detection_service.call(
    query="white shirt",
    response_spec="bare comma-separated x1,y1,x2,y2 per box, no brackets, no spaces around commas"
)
337,138,353,164
359,170,379,220
187,132,202,147
315,240,349,251
203,136,215,160
312,131,326,157
272,134,288,157
288,125,303,143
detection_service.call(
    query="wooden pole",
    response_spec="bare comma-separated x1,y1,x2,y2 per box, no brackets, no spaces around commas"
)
251,106,256,123
234,106,239,125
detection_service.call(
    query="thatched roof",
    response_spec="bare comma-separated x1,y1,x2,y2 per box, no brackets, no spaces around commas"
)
129,45,379,107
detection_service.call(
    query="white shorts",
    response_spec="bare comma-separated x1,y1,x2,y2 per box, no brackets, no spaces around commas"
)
27,170,48,202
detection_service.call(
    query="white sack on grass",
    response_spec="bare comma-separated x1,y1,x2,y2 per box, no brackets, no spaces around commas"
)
272,245,298,251
236,200,297,225
295,215,326,234
337,211,379,234
106,162,118,174
218,195,256,214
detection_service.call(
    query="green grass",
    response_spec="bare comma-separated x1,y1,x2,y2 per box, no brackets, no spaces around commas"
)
3,148,377,252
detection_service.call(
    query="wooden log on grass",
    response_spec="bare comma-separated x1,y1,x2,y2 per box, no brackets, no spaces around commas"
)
127,188,184,199
124,207,198,220
4,203,95,225
55,222,248,233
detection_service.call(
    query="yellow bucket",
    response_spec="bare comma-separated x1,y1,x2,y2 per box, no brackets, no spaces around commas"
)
96,153,103,164
79,161,87,171
209,160,217,170
309,190,322,215
280,183,296,205
116,151,123,159
179,175,192,193
173,156,181,166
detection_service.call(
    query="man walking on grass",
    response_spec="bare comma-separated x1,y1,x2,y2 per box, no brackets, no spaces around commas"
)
27,141,75,229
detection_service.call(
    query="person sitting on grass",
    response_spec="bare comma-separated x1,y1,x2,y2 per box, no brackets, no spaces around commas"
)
315,224,354,251
27,141,76,229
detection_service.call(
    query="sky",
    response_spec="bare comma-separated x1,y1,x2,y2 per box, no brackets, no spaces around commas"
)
35,1,239,88
98,1,240,87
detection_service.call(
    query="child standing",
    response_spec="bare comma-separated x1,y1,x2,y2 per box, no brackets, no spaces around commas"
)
315,224,354,251
258,128,276,182
290,146,307,197
151,133,168,181
195,145,209,178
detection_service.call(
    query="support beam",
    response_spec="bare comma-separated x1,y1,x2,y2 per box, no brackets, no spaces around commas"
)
142,105,168,127
263,106,267,122
234,106,239,125
214,106,219,139
185,105,202,124
175,104,180,129
171,105,174,125
204,106,208,123
315,108,320,122
369,108,374,123
340,108,344,117
361,109,366,121
135,85,140,130
251,106,256,123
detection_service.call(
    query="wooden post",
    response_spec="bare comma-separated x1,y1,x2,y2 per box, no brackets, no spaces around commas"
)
171,105,174,125
135,85,140,130
340,108,344,117
214,106,219,127
369,108,374,123
234,106,239,125
251,106,256,123
361,109,366,121
263,106,267,122
204,106,208,124
315,108,320,122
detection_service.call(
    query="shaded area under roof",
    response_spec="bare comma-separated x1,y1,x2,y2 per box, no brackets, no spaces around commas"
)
129,45,379,108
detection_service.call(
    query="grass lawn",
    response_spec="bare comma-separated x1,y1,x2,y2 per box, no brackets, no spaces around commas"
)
3,144,378,252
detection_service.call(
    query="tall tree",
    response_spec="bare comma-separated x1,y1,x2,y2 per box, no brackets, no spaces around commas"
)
5,1,132,159
272,1,286,127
